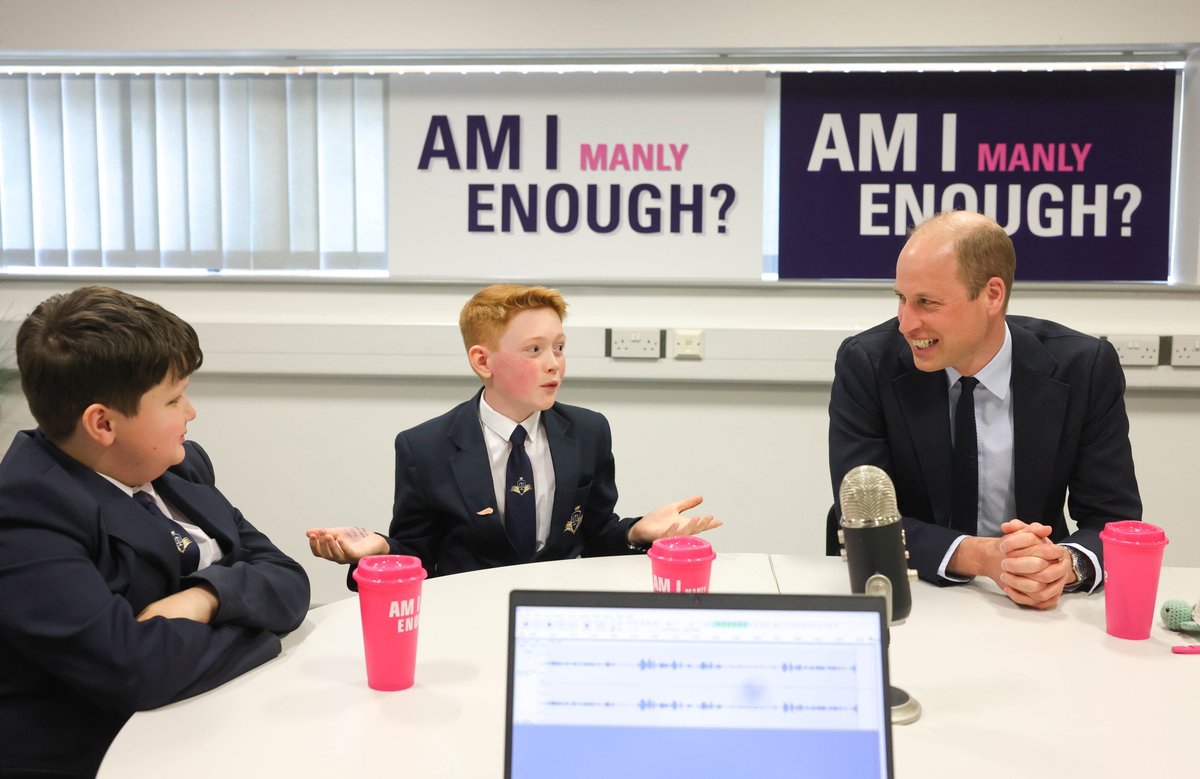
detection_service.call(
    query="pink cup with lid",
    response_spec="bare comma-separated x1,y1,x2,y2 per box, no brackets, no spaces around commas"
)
1100,521,1168,640
353,555,427,690
648,536,715,593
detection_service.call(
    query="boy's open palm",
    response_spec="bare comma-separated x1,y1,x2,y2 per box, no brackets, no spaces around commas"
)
306,527,389,564
627,496,722,547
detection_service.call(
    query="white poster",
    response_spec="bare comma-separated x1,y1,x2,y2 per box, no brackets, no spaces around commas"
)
388,73,766,280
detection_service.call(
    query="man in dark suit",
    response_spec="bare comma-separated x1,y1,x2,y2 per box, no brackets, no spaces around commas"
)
0,287,310,777
308,284,720,578
827,211,1141,610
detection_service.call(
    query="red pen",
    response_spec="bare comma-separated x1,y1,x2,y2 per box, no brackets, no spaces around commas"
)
1171,646,1200,655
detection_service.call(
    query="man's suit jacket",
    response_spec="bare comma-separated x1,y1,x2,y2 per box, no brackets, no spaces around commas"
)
373,391,641,578
826,316,1142,584
0,431,310,778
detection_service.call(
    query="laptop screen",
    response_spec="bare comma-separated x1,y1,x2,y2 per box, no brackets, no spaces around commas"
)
505,591,893,779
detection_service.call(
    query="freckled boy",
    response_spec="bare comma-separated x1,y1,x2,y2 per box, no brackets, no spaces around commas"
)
308,283,720,578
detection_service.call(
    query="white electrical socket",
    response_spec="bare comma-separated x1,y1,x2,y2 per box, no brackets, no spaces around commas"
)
606,328,663,359
671,329,705,360
1104,335,1160,366
1170,335,1200,367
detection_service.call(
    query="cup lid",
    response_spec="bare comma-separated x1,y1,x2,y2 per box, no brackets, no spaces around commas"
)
647,536,715,564
352,554,428,585
1099,520,1168,546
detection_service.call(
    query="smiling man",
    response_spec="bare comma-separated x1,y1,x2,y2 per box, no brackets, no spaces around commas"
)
825,211,1142,610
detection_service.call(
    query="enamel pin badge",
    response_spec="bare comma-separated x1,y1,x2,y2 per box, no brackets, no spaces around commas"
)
565,506,583,534
170,531,193,554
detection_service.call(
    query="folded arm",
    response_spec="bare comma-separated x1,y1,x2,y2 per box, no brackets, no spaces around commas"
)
0,506,283,713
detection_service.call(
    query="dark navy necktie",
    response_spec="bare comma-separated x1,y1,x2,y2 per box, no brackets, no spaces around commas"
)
951,376,980,535
505,425,537,561
133,490,200,575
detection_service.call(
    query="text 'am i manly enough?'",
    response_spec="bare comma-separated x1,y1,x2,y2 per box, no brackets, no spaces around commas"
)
417,115,738,235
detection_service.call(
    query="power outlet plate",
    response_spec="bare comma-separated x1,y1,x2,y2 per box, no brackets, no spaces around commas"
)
672,329,705,360
1170,335,1200,367
606,328,664,359
1104,335,1160,366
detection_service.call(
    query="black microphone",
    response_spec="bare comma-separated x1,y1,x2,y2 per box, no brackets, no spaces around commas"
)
838,465,912,624
839,464,921,725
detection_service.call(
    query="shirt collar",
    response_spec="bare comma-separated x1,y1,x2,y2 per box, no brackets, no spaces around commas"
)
478,393,541,443
96,472,157,499
945,322,1012,401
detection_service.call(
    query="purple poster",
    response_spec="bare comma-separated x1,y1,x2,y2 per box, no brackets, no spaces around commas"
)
778,71,1176,281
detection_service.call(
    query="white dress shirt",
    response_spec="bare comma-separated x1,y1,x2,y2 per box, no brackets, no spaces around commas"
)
479,394,557,552
937,324,1101,592
97,473,222,570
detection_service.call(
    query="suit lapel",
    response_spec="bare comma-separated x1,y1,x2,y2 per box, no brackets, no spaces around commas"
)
29,431,181,586
891,344,955,527
540,406,580,558
1009,324,1068,520
153,473,239,557
448,393,511,551
93,483,182,585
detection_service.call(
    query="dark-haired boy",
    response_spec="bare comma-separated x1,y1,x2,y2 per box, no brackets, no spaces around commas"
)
308,283,720,578
0,286,310,777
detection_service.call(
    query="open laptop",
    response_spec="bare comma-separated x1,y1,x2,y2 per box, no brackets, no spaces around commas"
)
505,590,894,779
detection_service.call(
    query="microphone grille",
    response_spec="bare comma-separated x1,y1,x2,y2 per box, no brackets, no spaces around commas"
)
839,465,901,527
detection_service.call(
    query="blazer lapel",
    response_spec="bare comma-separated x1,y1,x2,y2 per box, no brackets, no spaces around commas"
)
447,394,510,550
95,486,182,585
1009,325,1068,520
30,432,181,587
153,473,239,558
892,345,955,527
539,406,580,559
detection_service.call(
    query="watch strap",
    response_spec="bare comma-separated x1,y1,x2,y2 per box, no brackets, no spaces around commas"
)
1061,546,1090,592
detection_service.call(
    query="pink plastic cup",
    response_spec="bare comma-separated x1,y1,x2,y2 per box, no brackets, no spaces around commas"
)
1100,521,1169,640
648,537,715,593
352,555,428,690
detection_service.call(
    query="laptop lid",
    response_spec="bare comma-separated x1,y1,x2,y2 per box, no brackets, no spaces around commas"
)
505,590,894,779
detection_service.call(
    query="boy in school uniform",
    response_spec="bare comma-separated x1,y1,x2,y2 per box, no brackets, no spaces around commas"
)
307,284,720,578
0,287,311,777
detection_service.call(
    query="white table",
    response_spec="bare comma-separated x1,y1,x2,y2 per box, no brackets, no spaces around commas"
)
100,553,1199,778
98,553,778,777
772,555,1200,779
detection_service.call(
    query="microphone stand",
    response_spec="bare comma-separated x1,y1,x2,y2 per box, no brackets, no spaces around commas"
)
865,573,922,725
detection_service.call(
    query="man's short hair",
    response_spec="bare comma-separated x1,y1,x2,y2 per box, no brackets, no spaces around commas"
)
16,286,203,442
913,211,1016,310
459,284,568,350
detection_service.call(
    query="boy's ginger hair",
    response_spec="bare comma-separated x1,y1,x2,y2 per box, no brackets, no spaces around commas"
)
459,284,567,350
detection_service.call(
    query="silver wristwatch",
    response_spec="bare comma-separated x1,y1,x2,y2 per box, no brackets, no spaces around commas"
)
1063,547,1087,592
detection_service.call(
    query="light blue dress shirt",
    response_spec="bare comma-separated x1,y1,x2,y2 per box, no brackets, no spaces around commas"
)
937,324,1101,592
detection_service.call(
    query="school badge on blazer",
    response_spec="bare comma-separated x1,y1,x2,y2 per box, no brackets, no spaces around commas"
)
510,476,533,497
565,506,583,534
171,531,193,554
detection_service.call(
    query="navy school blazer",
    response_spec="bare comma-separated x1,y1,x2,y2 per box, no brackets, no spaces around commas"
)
0,431,310,777
352,390,643,582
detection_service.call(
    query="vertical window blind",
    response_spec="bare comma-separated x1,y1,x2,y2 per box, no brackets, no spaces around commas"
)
0,73,386,272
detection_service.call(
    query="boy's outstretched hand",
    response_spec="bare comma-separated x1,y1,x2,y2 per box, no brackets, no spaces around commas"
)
306,527,390,564
627,496,722,548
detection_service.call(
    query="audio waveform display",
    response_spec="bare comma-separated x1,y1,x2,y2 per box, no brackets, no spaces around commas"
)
543,659,857,672
537,698,858,714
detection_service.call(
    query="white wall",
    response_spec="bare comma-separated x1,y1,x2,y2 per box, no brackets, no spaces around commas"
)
0,1,1198,53
1,2,1199,605
3,279,1199,606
